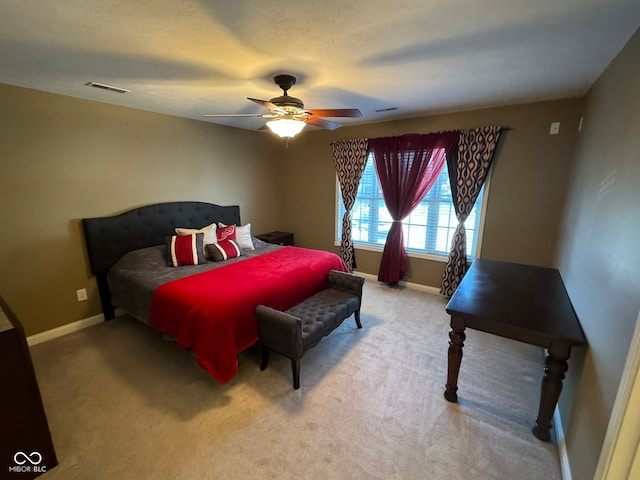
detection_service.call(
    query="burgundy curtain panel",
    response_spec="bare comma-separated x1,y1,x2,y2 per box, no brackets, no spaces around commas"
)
440,126,502,296
369,132,460,284
331,139,369,272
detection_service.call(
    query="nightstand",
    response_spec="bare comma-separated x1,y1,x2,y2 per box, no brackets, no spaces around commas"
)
256,231,295,246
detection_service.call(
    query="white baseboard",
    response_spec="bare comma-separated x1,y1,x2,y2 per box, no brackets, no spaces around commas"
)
353,271,443,296
27,313,105,346
555,406,572,480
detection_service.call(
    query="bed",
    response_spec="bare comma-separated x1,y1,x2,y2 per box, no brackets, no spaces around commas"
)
82,201,347,383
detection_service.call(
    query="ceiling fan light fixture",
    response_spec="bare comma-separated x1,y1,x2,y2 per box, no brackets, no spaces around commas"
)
266,118,306,138
205,74,360,133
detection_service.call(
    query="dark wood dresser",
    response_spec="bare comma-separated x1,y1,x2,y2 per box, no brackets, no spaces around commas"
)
0,296,57,478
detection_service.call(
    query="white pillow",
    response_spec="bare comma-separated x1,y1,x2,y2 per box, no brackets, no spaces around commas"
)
176,222,217,257
218,222,255,250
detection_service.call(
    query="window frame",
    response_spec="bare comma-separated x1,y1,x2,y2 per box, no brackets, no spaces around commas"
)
334,156,492,263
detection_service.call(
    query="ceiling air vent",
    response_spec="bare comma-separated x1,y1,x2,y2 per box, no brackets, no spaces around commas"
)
375,107,398,112
85,82,130,94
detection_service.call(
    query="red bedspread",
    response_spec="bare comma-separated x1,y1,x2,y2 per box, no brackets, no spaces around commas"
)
150,246,347,384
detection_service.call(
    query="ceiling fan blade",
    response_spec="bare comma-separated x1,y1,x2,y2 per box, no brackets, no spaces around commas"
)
306,116,342,131
247,97,286,114
306,108,362,118
203,113,266,117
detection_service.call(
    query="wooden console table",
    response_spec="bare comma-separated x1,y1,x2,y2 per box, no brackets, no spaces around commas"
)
444,259,586,441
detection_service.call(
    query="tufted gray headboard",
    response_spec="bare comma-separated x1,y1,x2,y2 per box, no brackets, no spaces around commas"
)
82,201,240,320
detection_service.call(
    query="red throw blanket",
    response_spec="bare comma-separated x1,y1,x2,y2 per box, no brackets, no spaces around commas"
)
150,247,347,384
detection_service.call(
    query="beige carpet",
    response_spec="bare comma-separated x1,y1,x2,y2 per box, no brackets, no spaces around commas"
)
31,281,562,480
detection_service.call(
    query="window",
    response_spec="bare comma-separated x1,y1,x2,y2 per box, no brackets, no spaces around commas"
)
336,152,485,260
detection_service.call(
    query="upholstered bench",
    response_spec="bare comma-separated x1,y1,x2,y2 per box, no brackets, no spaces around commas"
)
255,270,365,389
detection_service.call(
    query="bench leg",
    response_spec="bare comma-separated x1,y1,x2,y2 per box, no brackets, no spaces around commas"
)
291,359,301,389
260,346,270,371
355,309,362,329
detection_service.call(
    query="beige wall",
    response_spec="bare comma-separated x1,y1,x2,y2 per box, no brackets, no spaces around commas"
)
0,84,283,335
278,98,583,286
556,28,640,480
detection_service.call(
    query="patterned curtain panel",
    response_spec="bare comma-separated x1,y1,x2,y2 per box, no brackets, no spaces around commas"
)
440,126,502,296
331,139,369,272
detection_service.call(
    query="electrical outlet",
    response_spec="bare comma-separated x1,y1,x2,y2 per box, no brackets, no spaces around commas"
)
549,122,560,135
76,288,88,302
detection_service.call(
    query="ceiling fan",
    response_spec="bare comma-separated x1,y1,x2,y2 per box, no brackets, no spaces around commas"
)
204,74,362,138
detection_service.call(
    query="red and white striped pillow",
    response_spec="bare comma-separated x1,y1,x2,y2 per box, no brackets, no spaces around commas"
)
166,233,206,267
175,222,217,258
206,239,242,262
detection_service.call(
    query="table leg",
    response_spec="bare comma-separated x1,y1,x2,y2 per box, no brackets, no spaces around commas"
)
532,342,570,441
444,317,466,403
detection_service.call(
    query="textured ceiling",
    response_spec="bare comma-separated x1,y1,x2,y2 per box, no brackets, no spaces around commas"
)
1,0,639,132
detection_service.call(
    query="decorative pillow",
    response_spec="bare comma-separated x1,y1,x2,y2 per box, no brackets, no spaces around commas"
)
166,233,206,267
216,224,236,242
218,222,255,250
206,239,242,262
176,222,217,258
176,222,217,245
